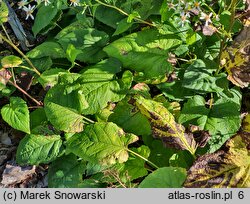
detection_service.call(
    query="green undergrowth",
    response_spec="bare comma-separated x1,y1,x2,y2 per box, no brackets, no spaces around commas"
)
0,0,250,188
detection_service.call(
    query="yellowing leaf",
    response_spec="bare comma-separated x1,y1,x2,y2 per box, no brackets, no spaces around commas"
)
221,23,250,88
242,114,250,133
134,95,196,155
0,69,12,85
0,1,8,25
184,114,250,188
66,122,138,165
1,55,23,68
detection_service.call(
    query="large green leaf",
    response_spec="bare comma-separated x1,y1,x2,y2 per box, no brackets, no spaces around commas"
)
114,145,150,182
48,154,86,188
113,18,134,36
32,4,61,36
55,18,94,39
148,140,175,167
104,29,180,84
182,59,226,93
79,58,121,81
56,28,109,63
30,108,47,130
44,102,85,133
133,0,162,18
109,98,151,137
78,60,133,115
157,68,195,101
29,57,53,72
44,83,89,114
95,0,161,29
1,97,30,134
44,59,132,115
27,42,65,59
66,122,138,165
134,95,197,155
94,5,124,29
139,167,187,188
38,68,68,88
179,88,241,152
16,134,63,165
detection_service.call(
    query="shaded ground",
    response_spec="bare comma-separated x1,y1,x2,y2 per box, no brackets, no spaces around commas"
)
0,120,48,187
0,0,48,188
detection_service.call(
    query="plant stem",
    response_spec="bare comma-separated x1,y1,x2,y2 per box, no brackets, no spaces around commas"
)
94,0,155,27
18,65,37,72
216,0,237,75
0,34,41,76
209,93,214,109
82,116,95,124
107,170,127,188
228,0,237,35
1,24,12,43
127,149,159,169
202,3,217,16
11,67,16,84
8,80,43,106
28,106,43,109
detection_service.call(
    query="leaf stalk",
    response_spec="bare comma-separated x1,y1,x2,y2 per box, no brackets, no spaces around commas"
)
127,149,159,169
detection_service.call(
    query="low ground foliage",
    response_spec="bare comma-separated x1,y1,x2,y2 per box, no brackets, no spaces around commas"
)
0,0,250,187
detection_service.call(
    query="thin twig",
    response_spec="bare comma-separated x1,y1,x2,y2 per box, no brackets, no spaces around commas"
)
1,24,12,43
0,34,41,76
8,80,43,106
127,149,159,169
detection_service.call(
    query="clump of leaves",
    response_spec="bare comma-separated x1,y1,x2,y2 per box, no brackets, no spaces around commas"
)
0,0,249,188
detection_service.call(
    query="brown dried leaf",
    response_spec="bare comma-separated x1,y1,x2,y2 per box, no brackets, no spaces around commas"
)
184,114,250,188
134,95,197,155
0,69,12,85
202,25,217,36
222,20,250,88
1,162,36,186
188,125,211,148
167,53,178,66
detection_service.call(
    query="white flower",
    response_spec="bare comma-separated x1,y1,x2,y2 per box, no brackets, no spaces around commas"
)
23,4,36,20
167,0,177,11
178,0,186,7
179,1,191,17
200,12,213,26
43,0,51,6
167,2,176,10
193,1,201,11
178,11,190,27
70,0,80,7
215,14,220,21
18,0,28,9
